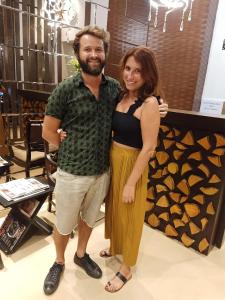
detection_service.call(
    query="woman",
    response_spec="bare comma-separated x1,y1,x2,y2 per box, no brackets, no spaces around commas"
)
101,46,161,292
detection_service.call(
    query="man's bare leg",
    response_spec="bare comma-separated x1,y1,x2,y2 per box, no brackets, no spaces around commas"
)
74,217,102,278
53,227,70,264
43,227,69,295
76,217,92,257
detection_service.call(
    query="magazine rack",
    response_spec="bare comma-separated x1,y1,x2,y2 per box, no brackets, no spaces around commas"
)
0,177,53,254
0,156,13,182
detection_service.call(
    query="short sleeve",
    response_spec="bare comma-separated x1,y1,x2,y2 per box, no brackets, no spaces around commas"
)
45,81,67,120
110,78,122,106
114,79,122,96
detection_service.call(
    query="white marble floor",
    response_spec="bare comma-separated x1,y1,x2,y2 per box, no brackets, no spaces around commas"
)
1,213,225,300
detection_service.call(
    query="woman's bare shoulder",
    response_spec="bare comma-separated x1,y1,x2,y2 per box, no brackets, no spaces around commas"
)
143,96,159,110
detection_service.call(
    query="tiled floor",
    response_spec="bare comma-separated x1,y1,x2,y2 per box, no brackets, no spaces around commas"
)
1,214,225,300
1,165,225,300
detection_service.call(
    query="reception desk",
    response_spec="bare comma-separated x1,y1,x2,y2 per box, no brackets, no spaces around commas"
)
145,109,225,255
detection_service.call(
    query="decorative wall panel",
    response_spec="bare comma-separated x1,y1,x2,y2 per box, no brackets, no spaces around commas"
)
105,0,149,76
126,0,149,24
145,111,225,254
106,0,219,111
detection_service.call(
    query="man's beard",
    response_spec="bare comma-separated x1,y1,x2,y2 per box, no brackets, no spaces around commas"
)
78,57,105,76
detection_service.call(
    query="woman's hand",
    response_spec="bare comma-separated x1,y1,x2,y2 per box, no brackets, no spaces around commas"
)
158,99,168,118
57,128,67,142
122,185,135,203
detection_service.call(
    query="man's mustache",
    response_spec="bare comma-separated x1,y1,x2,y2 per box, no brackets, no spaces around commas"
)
87,58,101,63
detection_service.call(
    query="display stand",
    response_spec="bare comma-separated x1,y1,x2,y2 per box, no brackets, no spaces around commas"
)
0,157,13,266
0,177,53,254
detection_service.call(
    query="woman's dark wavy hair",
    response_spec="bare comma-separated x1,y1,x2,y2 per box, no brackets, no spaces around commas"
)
120,46,163,102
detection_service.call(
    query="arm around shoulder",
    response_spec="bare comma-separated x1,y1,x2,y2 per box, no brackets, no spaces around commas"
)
158,98,168,118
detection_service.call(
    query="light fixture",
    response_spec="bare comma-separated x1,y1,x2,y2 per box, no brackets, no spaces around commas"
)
43,0,78,28
148,0,195,32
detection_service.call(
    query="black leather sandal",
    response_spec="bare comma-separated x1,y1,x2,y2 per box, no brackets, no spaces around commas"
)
105,271,132,293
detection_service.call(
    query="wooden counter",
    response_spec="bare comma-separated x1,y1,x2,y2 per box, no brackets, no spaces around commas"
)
145,109,225,255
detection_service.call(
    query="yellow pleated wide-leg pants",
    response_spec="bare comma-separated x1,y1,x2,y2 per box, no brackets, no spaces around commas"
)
105,143,148,266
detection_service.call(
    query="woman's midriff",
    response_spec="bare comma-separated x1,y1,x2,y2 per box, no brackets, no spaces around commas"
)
112,140,140,151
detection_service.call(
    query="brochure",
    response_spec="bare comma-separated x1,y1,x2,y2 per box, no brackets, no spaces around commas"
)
0,213,26,251
0,178,49,201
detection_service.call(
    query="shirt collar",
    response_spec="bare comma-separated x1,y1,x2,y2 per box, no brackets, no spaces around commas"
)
73,72,108,87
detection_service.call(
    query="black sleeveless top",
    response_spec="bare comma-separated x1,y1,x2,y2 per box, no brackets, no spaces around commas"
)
112,98,143,149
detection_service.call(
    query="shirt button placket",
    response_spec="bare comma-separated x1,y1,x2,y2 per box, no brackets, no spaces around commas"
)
96,101,100,172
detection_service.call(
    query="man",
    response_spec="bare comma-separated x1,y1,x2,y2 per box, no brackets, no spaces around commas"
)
42,25,168,295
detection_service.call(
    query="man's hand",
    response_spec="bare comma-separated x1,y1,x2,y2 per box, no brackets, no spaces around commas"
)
158,99,168,118
57,129,67,142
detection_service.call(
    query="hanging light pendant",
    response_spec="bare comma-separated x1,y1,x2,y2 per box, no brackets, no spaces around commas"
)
148,0,195,32
43,0,78,28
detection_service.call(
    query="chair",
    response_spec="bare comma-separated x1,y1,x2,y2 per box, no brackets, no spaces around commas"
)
0,114,9,157
11,119,45,177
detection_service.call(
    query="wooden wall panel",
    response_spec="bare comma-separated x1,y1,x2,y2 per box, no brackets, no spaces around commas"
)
43,18,55,87
0,6,3,79
0,7,3,43
0,0,62,93
84,1,91,26
108,14,148,46
106,0,219,111
147,0,218,111
126,0,149,24
108,0,127,16
108,40,136,65
22,0,29,86
3,0,15,81
28,1,37,84
13,1,21,83
105,0,148,77
57,27,62,84
37,0,44,88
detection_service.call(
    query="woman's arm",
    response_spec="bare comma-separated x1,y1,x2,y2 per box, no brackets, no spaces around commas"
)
122,97,160,203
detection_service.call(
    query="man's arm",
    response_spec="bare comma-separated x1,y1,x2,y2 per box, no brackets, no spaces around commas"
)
42,115,62,146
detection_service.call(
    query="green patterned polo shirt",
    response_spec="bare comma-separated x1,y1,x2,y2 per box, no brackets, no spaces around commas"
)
45,72,121,176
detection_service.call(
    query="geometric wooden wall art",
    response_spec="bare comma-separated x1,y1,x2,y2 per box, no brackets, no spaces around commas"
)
145,110,225,255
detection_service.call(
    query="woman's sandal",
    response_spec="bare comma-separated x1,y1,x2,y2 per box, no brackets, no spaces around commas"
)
99,249,112,257
105,272,132,293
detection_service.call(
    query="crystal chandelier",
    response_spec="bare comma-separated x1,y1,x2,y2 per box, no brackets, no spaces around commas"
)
43,0,78,28
148,0,195,32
